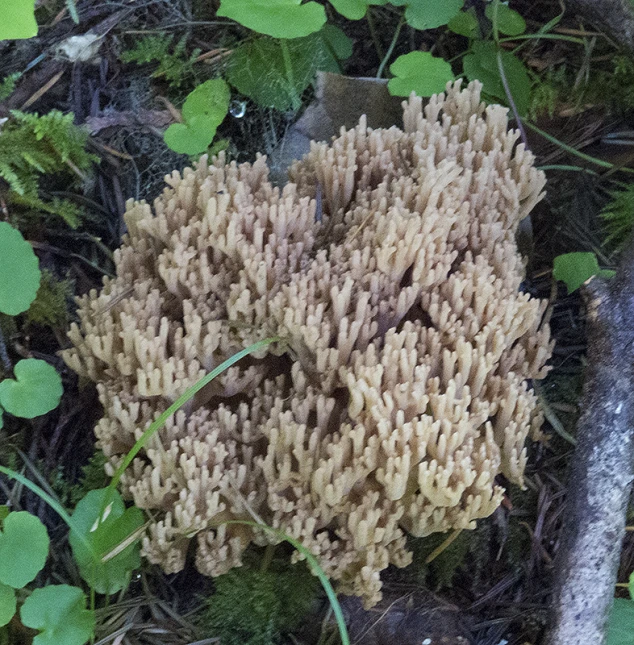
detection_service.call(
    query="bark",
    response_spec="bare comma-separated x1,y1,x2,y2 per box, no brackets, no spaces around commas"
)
547,245,634,645
568,0,634,53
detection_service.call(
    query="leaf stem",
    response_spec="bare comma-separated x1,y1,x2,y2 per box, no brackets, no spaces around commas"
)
376,16,405,79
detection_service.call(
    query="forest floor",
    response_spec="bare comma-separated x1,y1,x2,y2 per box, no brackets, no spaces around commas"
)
1,1,634,644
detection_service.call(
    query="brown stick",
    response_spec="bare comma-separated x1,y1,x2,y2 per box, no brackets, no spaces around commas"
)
547,245,634,645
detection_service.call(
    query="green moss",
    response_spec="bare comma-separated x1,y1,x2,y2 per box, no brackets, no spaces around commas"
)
198,552,320,645
25,270,73,329
407,530,470,590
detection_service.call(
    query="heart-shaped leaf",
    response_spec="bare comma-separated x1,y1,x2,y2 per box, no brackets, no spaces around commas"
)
20,585,95,645
390,0,464,30
164,117,218,155
388,51,455,97
553,252,616,294
0,583,16,628
0,0,38,40
0,221,41,315
0,359,63,419
164,79,230,155
69,488,144,595
0,511,49,588
217,0,326,39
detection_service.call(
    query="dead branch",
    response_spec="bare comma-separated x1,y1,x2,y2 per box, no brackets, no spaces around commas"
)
547,242,634,645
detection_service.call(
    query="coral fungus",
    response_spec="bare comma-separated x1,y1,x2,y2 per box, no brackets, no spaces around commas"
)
63,81,552,607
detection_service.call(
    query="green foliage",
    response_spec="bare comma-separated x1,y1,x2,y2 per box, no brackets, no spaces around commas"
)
0,359,63,420
0,222,41,316
447,9,479,37
553,252,616,294
218,0,327,39
20,585,95,645
120,35,201,89
0,511,49,589
485,2,526,36
227,28,351,110
68,451,108,506
26,270,72,328
199,558,320,645
408,531,469,589
0,73,21,101
601,184,634,255
0,584,15,628
390,0,463,30
607,598,634,645
0,0,37,40
463,41,532,116
0,110,95,227
328,0,386,20
69,488,144,595
164,79,230,154
387,51,455,97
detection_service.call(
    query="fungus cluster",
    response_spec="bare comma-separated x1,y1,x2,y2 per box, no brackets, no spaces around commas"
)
63,81,552,607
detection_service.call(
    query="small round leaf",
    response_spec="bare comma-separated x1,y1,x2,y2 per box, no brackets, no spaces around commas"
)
0,583,16,627
0,222,41,315
0,511,49,588
217,0,326,39
182,78,230,124
20,585,95,645
0,359,63,419
388,51,455,97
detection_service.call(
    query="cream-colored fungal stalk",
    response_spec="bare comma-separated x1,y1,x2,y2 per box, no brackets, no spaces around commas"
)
63,80,552,608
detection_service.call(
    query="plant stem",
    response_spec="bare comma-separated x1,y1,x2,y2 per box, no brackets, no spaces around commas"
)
376,16,405,79
366,9,384,62
260,543,276,573
525,121,634,173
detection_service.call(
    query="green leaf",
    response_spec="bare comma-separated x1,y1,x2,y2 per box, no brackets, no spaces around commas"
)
69,488,144,595
391,0,464,30
0,0,37,40
553,252,616,294
0,512,49,588
388,51,455,97
486,2,526,36
328,0,386,20
463,40,532,116
227,33,337,110
217,0,326,38
164,79,230,155
0,221,41,315
182,78,230,124
20,585,95,645
607,598,634,645
0,359,63,419
447,9,479,37
321,24,353,63
628,571,634,601
0,583,16,628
